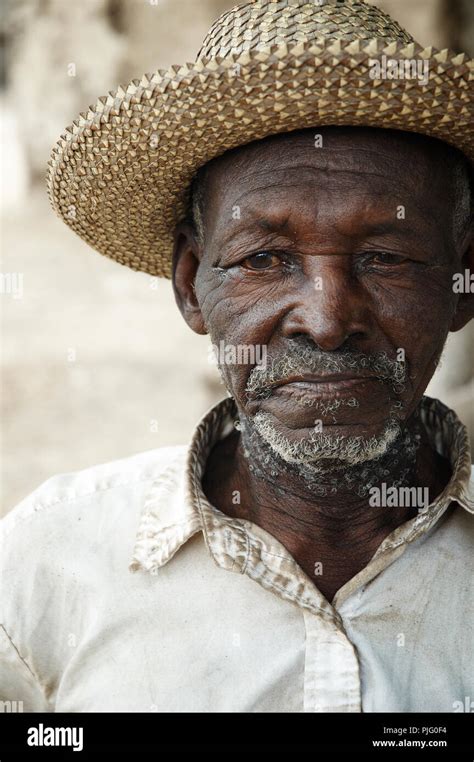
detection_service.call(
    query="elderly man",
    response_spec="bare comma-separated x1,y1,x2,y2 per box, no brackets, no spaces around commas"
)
1,0,473,714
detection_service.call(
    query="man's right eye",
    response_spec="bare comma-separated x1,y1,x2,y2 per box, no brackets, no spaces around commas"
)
240,251,282,271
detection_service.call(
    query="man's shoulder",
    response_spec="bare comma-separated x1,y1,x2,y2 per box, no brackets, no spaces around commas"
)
1,444,188,542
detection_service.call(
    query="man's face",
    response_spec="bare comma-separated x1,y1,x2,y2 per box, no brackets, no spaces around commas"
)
173,127,469,465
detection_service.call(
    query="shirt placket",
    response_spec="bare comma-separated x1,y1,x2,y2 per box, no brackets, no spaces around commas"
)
202,508,362,712
302,608,361,712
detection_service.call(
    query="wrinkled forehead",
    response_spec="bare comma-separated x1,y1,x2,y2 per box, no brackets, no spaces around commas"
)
203,127,458,206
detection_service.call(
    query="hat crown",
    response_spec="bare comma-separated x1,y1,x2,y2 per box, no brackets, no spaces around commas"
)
197,0,413,60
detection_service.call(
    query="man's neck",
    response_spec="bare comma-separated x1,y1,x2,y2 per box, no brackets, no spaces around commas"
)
201,407,452,602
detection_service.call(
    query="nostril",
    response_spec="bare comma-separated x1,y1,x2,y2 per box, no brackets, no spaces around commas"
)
288,332,313,344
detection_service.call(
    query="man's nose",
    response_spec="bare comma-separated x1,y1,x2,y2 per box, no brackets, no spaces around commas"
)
280,257,373,351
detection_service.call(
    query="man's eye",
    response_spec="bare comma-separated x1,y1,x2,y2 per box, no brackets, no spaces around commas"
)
368,252,407,266
241,251,282,271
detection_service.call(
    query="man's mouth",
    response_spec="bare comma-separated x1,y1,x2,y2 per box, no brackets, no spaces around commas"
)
270,373,378,395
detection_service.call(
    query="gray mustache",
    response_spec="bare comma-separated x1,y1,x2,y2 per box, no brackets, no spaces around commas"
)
245,346,407,398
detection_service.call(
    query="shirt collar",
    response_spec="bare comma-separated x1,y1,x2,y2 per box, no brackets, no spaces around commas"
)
129,395,474,579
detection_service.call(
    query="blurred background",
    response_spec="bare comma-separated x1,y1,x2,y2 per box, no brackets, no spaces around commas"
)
1,0,473,516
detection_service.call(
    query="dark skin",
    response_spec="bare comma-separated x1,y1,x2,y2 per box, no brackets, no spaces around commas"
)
172,127,474,602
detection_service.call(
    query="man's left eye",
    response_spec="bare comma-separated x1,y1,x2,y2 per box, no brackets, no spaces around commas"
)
240,251,282,270
368,252,408,266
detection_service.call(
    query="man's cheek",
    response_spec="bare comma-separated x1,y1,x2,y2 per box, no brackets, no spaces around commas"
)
203,296,266,345
373,282,452,343
370,268,454,306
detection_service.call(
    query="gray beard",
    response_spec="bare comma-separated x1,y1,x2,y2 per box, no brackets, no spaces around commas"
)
236,409,421,499
216,341,415,496
252,401,402,466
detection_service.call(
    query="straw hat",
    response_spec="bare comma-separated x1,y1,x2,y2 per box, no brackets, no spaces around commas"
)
46,0,473,278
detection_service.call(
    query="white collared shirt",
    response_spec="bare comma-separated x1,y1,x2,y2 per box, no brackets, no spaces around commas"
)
1,396,473,712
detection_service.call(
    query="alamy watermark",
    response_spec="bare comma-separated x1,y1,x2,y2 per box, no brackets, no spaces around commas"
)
452,269,473,293
27,723,83,752
0,699,24,712
0,272,24,299
369,55,430,86
452,696,474,712
208,341,267,368
369,484,429,509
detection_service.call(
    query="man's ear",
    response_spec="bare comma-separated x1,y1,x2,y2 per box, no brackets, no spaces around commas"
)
171,221,207,335
450,230,474,332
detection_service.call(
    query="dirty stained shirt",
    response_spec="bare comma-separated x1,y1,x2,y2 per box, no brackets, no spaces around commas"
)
0,395,473,712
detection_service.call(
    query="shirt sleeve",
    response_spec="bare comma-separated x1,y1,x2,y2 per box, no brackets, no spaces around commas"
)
0,624,51,712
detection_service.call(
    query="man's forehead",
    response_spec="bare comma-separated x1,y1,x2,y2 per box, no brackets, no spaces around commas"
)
205,127,450,198
226,162,416,208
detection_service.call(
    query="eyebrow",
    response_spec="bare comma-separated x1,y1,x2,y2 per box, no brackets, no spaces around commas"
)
255,214,292,234
216,213,424,249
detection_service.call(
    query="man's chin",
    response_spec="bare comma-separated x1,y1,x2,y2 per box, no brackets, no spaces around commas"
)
251,410,402,467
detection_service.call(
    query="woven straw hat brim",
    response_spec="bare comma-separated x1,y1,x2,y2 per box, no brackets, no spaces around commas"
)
47,39,473,278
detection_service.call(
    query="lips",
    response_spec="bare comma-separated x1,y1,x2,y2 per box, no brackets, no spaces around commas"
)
266,374,381,403
271,373,377,390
